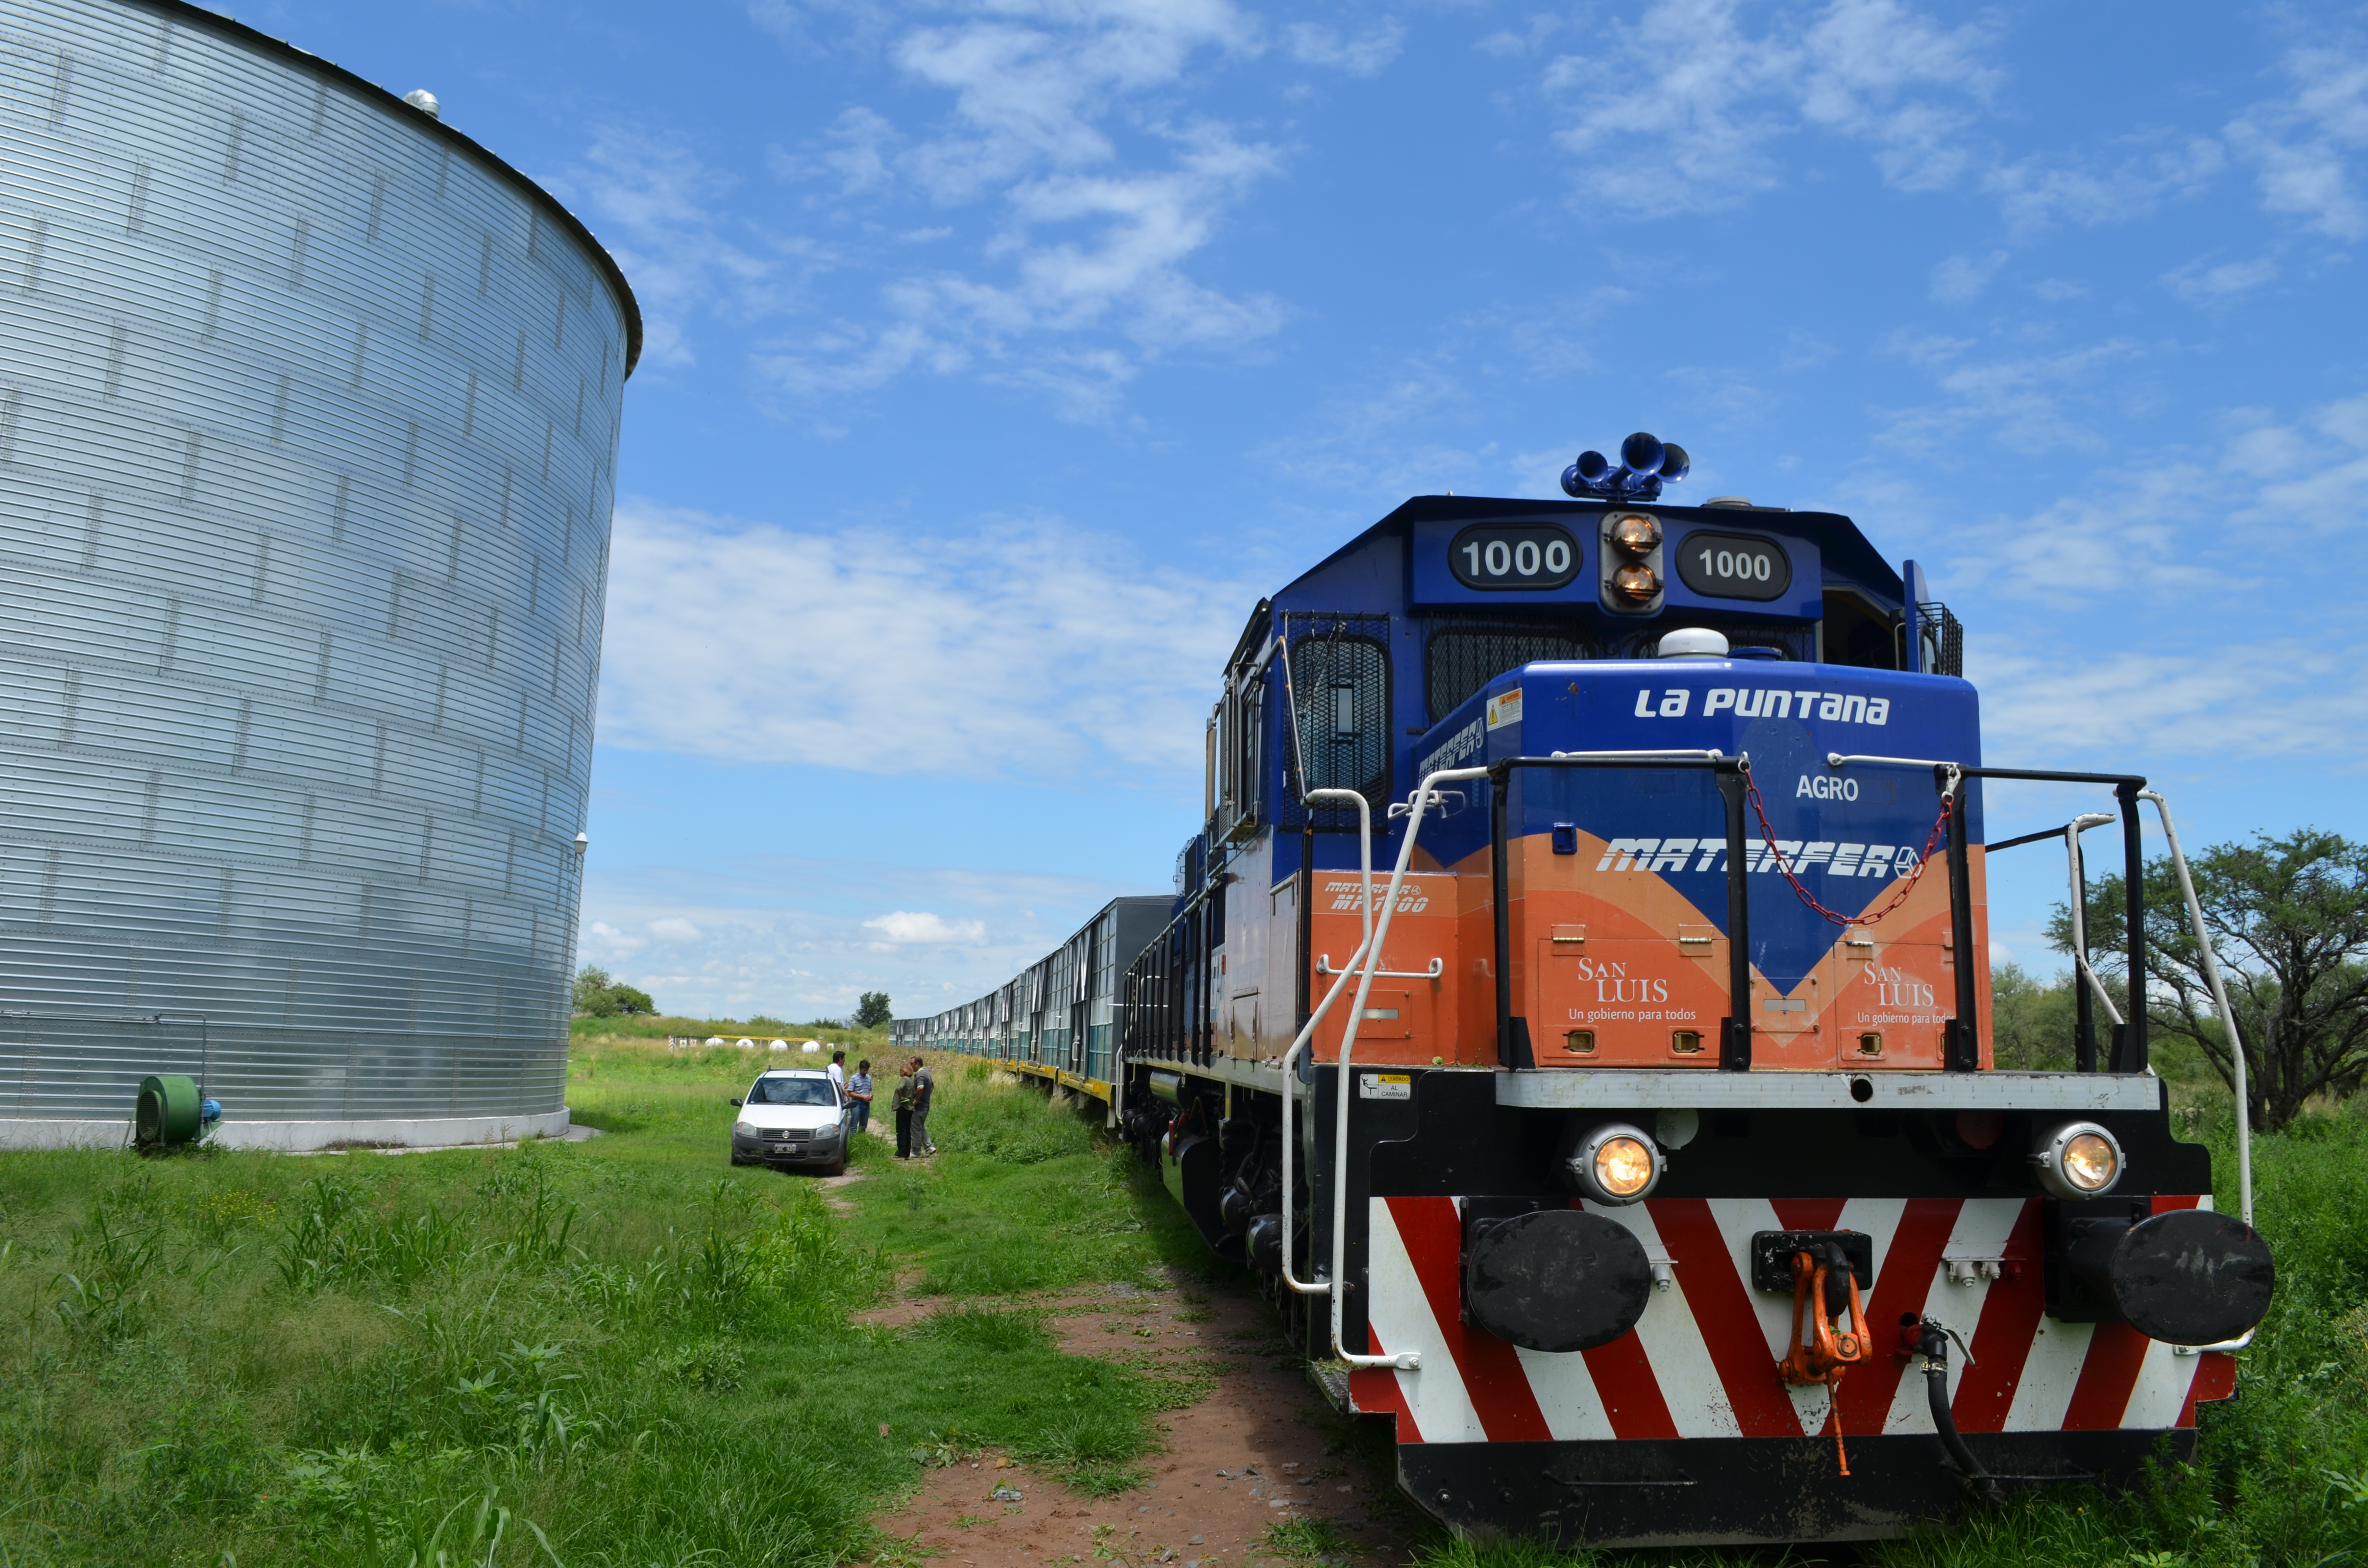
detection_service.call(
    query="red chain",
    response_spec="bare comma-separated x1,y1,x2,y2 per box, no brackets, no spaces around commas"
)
1741,764,1953,930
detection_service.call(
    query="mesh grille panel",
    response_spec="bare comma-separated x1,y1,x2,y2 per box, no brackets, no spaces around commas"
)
1917,601,1965,677
1425,626,1590,722
1280,618,1390,820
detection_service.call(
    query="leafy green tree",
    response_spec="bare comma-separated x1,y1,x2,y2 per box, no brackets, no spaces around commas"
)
571,964,656,1017
854,991,893,1029
2052,827,2368,1132
573,965,617,1017
1989,960,2078,1070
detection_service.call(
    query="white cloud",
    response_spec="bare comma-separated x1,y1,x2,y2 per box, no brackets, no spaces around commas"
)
821,107,902,195
2165,255,2278,303
1542,0,1998,216
1875,336,2143,455
755,0,1283,411
1477,13,1563,58
891,0,1257,201
1929,250,2007,305
1284,18,1405,76
863,910,990,944
1928,392,2368,615
579,856,1131,1019
596,501,1253,779
552,131,797,368
1976,638,2368,765
2227,40,2368,240
648,916,705,942
587,920,644,957
1983,135,2224,230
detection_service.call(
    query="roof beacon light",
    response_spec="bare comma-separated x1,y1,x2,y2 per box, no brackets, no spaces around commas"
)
1658,627,1730,659
1563,431,1691,501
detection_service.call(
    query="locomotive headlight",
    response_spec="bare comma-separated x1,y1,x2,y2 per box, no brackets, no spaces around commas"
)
1610,513,1662,554
2032,1120,2123,1200
1565,1121,1665,1205
1597,1137,1656,1196
1612,562,1661,601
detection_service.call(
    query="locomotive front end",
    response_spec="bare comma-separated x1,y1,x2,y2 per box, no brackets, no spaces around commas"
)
1327,643,2271,1543
1080,439,2273,1544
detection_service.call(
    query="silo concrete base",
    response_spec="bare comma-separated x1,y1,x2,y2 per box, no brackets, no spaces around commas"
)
0,1108,574,1152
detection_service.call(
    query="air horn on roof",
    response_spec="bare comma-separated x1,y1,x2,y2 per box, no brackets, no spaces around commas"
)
1562,431,1690,501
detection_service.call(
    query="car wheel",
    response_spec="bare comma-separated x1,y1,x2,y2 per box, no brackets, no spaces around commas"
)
825,1155,846,1176
729,1152,749,1167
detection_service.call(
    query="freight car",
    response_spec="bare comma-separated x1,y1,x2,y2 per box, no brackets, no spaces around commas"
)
906,435,2274,1546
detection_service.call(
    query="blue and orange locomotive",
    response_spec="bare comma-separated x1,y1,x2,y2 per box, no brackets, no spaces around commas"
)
899,434,2273,1546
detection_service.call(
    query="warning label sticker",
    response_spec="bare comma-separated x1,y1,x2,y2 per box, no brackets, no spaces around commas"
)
1359,1073,1412,1100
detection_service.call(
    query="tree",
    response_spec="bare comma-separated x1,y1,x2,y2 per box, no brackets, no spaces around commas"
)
572,964,657,1018
573,965,617,1017
1989,961,2078,1071
855,991,893,1029
2052,827,2368,1132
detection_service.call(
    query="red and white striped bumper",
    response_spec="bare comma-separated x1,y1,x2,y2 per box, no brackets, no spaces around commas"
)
1349,1194,2236,1444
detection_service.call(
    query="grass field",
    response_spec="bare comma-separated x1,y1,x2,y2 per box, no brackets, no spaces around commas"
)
0,1041,2363,1566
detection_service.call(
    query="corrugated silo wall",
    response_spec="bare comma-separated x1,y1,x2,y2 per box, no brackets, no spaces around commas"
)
0,0,637,1146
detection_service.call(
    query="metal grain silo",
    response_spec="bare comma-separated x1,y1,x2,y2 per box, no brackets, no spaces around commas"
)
0,0,639,1146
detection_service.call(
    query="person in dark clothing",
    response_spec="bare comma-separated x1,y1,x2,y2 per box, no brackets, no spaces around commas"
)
892,1062,916,1159
910,1056,937,1156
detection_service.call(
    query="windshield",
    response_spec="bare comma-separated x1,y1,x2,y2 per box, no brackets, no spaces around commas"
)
748,1077,838,1107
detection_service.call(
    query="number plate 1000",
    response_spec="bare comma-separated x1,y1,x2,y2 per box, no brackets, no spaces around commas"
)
1449,522,1582,590
1675,530,1792,601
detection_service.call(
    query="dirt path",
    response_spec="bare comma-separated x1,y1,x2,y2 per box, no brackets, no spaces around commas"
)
871,1279,1419,1568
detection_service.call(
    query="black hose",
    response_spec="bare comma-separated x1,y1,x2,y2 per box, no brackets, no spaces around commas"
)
1926,1364,2003,1505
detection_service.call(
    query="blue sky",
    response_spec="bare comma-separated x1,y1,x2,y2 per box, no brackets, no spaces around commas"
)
246,0,2368,1020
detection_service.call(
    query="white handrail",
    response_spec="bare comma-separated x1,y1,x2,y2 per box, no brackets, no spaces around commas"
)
1316,955,1444,979
1274,786,1374,1299
2063,813,2126,1029
2141,790,2254,1228
1327,766,1492,1371
1825,751,1964,800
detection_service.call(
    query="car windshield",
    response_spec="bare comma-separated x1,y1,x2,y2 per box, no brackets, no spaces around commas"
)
748,1077,837,1107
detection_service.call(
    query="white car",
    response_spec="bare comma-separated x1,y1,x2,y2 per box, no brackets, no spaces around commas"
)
728,1069,852,1175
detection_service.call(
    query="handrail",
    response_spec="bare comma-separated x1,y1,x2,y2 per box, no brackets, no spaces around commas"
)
2142,790,2254,1228
1482,752,1753,1070
1827,753,2149,1073
2063,814,2125,1031
1276,785,1375,1301
1325,765,1492,1370
1316,955,1443,979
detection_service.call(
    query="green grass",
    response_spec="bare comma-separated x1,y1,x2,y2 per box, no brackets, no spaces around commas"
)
568,1013,893,1052
841,1062,1217,1297
0,1047,1190,1565
4,1039,2361,1566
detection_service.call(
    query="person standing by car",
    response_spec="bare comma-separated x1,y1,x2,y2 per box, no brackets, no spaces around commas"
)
848,1059,874,1136
892,1062,916,1159
910,1055,937,1156
826,1050,847,1093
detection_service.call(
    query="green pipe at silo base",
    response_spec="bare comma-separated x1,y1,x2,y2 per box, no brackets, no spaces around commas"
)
136,1076,202,1147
